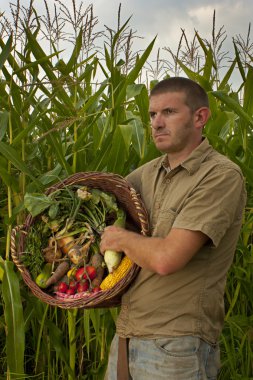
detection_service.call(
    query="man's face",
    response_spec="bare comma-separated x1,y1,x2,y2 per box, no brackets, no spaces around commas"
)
149,91,196,154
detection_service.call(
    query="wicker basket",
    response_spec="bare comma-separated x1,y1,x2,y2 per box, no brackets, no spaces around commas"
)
11,172,149,309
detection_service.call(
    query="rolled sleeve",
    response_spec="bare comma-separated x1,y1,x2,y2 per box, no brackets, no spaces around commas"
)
173,166,246,247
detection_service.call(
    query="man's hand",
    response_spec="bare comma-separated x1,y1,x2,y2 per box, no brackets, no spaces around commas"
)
100,225,129,254
100,226,209,276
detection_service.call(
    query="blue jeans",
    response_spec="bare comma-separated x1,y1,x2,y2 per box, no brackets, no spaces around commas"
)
105,334,220,380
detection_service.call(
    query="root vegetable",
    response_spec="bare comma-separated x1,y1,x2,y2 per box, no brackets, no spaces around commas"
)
68,238,93,265
57,236,75,255
45,261,70,288
66,287,76,295
75,265,96,282
90,253,105,288
57,281,68,293
77,280,89,293
91,266,105,288
84,265,97,280
90,252,104,268
43,237,62,263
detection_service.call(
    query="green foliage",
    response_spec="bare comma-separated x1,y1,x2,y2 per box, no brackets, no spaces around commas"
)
0,260,25,379
0,1,252,379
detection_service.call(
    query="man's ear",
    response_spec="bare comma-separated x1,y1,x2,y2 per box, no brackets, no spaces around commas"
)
195,107,211,128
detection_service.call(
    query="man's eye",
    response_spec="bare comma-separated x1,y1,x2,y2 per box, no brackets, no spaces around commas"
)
149,112,156,119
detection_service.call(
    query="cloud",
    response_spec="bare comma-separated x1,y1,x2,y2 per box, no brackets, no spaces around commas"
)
1,0,252,70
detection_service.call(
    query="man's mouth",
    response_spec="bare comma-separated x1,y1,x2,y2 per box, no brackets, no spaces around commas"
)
154,133,169,138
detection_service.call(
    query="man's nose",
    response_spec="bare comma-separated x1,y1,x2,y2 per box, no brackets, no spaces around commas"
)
151,114,164,129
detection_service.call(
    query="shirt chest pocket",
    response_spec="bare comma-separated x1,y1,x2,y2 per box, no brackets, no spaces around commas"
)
151,208,179,237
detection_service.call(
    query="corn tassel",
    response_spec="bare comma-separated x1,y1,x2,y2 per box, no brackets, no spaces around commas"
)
100,256,133,290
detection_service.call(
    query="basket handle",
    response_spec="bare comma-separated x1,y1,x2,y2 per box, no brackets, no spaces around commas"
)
10,225,26,267
129,187,150,236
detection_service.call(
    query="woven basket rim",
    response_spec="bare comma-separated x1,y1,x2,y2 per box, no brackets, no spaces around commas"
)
11,171,149,309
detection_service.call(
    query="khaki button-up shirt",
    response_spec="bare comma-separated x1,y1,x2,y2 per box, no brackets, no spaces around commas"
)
116,138,246,344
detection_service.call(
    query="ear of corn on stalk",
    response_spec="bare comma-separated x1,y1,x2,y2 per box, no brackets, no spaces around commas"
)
100,255,133,290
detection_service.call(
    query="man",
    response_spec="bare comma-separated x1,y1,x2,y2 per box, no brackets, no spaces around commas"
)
100,77,246,380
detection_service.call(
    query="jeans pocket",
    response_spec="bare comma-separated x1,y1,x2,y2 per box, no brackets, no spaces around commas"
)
154,337,200,377
155,336,200,357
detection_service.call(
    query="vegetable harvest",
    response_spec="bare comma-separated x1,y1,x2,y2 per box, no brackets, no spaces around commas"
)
23,184,132,297
104,209,126,273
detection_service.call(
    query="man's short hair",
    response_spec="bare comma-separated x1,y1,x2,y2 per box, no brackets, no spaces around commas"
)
150,77,209,112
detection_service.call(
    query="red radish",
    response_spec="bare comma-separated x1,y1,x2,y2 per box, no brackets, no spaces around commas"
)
83,265,97,280
75,267,85,281
69,280,77,290
77,280,89,293
66,287,76,295
75,266,97,281
92,286,101,293
57,281,68,293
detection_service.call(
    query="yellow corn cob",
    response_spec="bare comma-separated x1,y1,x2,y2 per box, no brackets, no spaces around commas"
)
100,255,133,290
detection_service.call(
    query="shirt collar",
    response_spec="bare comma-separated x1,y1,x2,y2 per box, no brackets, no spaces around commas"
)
153,138,213,175
181,138,213,175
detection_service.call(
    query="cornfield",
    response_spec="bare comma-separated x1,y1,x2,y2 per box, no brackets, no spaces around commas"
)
0,1,252,379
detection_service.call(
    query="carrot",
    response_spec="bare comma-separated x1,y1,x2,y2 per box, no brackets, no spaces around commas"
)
90,252,104,268
90,253,105,288
45,261,70,287
91,266,105,288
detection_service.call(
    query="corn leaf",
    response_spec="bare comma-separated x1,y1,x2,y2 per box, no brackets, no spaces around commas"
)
0,259,25,378
107,124,133,173
66,28,83,74
218,59,237,91
203,47,214,82
233,39,246,82
13,50,63,75
212,91,253,128
126,111,145,159
243,65,253,114
24,28,74,111
176,59,213,92
131,84,150,128
0,110,8,141
0,34,12,70
0,141,42,189
114,37,156,109
0,37,27,83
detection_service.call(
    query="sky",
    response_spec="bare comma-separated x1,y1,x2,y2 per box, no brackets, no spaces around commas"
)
0,0,252,84
94,0,253,50
1,0,252,51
